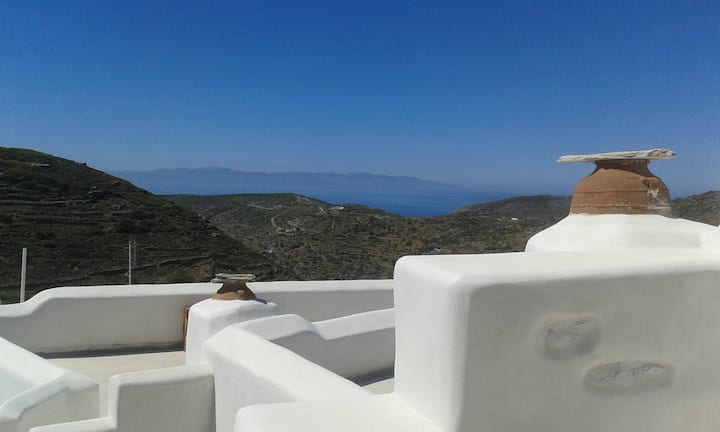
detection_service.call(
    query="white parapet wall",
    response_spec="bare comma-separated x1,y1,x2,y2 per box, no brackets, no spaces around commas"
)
185,299,279,365
249,279,394,321
185,279,394,364
0,337,98,432
235,394,441,432
202,324,370,432
107,364,215,432
0,278,393,431
392,251,720,432
526,214,720,252
238,308,395,380
228,250,720,431
0,279,394,355
29,364,214,432
0,283,217,354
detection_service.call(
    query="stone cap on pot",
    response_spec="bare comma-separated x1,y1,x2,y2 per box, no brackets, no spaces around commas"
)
558,149,676,164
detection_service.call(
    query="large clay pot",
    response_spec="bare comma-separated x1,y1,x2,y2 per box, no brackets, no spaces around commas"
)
570,159,672,216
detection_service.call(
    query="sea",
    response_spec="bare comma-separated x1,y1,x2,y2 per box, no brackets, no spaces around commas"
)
309,191,509,217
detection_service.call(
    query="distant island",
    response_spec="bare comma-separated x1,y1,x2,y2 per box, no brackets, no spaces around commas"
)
111,168,509,217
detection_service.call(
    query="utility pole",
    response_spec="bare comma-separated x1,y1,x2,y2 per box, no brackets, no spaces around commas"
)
128,240,132,285
20,248,27,302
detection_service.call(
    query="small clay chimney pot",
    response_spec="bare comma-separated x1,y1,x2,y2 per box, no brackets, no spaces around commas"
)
558,149,675,216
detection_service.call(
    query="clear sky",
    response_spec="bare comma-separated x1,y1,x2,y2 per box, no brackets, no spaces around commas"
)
1,1,718,196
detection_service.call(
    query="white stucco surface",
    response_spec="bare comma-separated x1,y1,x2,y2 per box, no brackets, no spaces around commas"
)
185,279,394,365
47,351,185,414
393,251,720,432
527,214,720,252
29,418,116,432
249,279,394,321
30,364,214,432
0,279,393,355
185,299,278,364
361,377,395,394
107,364,214,432
235,394,440,432
0,283,217,354
202,323,368,432
239,308,395,380
0,337,98,432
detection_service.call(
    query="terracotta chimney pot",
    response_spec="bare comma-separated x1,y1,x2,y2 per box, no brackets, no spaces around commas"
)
558,149,676,216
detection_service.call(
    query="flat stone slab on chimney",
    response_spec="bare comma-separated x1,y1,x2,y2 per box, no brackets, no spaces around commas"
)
558,149,676,163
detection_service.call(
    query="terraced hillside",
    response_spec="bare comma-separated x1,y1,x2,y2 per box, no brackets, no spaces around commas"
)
456,195,572,219
0,148,287,303
674,191,720,226
459,193,720,226
170,190,720,281
168,194,560,280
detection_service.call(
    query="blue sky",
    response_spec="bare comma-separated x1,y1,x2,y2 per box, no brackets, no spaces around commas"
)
1,1,718,196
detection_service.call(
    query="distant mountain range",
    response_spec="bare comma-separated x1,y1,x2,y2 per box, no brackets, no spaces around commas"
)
112,168,457,195
112,168,504,217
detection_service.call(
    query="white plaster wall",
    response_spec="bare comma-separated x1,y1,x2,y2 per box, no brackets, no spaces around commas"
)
394,251,720,432
185,279,393,365
527,214,720,252
0,373,29,406
239,308,395,379
0,337,98,432
29,417,118,432
108,364,214,432
0,284,217,353
249,280,394,321
0,280,393,354
202,324,367,432
235,395,440,432
185,299,279,365
30,418,116,432
29,364,214,432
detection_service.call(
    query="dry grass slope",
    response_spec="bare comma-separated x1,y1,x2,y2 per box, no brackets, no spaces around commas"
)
0,148,287,303
169,190,719,281
167,194,562,280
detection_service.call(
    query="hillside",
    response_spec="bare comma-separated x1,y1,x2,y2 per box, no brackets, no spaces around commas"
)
673,191,720,226
169,191,720,281
456,195,572,219
459,193,720,226
0,148,287,303
167,194,559,280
